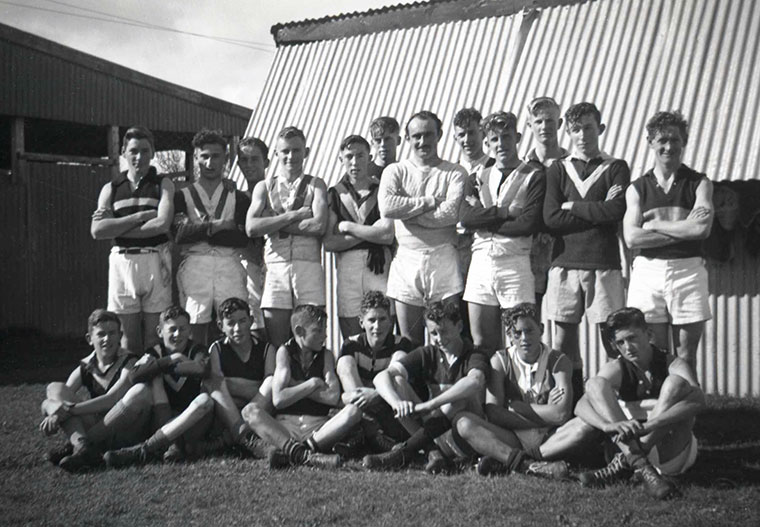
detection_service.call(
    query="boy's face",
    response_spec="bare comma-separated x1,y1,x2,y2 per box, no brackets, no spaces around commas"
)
238,145,268,186
453,120,484,160
406,117,441,162
158,316,191,354
195,143,227,181
529,108,562,145
486,127,520,167
648,125,685,168
359,307,392,346
509,316,543,364
122,138,154,178
566,114,604,158
275,136,308,177
87,321,121,362
612,326,653,368
219,309,252,346
296,320,327,351
425,318,463,355
340,143,370,180
370,131,399,166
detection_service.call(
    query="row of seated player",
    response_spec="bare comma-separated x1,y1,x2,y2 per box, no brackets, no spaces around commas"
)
95,102,711,422
41,292,703,500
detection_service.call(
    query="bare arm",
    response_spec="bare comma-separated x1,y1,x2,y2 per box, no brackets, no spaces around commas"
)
485,353,546,430
281,178,328,237
623,185,677,249
271,346,319,410
339,218,394,245
642,178,714,240
68,369,132,417
323,207,362,252
508,357,574,427
90,184,157,240
373,363,416,417
306,351,340,407
414,368,485,414
245,180,308,237
641,359,705,435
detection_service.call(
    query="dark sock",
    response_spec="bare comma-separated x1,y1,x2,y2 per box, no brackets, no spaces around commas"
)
401,428,434,454
505,449,526,472
87,400,144,445
152,403,172,431
525,446,543,461
284,439,308,464
144,430,171,455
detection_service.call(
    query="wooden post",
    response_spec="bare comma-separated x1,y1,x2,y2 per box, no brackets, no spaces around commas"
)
107,125,120,179
11,117,26,185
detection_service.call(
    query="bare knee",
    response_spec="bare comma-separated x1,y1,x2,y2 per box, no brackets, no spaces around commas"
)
123,383,152,405
453,412,477,439
241,401,263,425
659,375,691,402
191,393,213,413
46,381,70,401
390,351,408,362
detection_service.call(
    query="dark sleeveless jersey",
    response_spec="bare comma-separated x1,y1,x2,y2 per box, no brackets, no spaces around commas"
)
632,164,707,259
110,167,168,247
146,341,207,411
277,339,332,417
209,336,271,381
617,346,672,402
328,175,382,253
79,350,137,399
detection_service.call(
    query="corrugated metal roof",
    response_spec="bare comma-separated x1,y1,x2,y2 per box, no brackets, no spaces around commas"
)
237,0,760,395
0,23,251,133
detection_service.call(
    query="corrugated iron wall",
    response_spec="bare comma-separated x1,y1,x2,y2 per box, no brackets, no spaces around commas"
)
236,0,760,395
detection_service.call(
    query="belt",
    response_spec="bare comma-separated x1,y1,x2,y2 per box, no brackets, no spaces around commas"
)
115,247,159,255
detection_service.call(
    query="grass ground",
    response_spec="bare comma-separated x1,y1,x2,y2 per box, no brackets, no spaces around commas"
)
1,331,759,526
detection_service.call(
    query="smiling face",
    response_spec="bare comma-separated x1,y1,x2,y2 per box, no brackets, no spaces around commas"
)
158,315,191,354
485,126,521,169
612,326,653,369
528,108,562,146
509,316,543,364
122,138,154,178
275,136,308,178
195,142,227,181
453,120,484,162
370,131,399,167
340,142,370,181
406,116,441,163
648,125,685,170
219,309,252,347
425,318,463,356
237,144,268,188
87,321,122,364
360,307,393,349
566,114,604,159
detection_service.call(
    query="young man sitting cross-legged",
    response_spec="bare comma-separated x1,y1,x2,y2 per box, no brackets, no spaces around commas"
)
40,309,143,471
336,291,418,453
573,307,704,499
242,306,361,469
452,303,574,479
362,302,489,473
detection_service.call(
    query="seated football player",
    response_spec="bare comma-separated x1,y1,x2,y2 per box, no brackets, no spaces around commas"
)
39,309,144,471
573,307,704,499
335,291,417,452
452,303,573,479
242,306,361,469
362,302,488,474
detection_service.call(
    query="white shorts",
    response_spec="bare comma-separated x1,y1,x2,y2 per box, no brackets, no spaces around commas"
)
386,244,463,307
335,249,390,318
628,256,711,325
241,258,265,329
176,254,247,324
276,414,329,442
261,260,325,310
107,246,172,315
545,267,625,324
463,252,534,308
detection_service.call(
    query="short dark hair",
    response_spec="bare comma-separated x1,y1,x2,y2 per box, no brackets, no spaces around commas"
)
501,303,540,335
277,126,306,143
291,305,327,332
218,297,250,321
481,111,518,135
159,306,191,326
423,301,461,324
87,309,121,333
406,111,443,136
237,137,269,160
453,108,483,129
369,116,400,138
604,307,648,344
527,96,560,117
565,102,602,128
192,128,227,151
646,111,689,144
360,290,391,316
339,134,371,153
122,126,155,152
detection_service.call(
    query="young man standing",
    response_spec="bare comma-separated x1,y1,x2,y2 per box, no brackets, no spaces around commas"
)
236,137,270,337
524,97,568,312
173,129,251,346
368,116,401,180
459,112,545,352
325,136,395,337
575,307,704,499
543,102,630,401
623,111,713,367
91,127,174,353
379,111,468,344
246,127,328,347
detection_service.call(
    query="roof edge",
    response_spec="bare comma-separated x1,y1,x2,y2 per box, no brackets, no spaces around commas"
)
0,22,251,119
271,0,574,45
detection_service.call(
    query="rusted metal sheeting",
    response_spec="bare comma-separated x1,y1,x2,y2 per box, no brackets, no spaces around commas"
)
238,0,760,393
0,27,250,134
